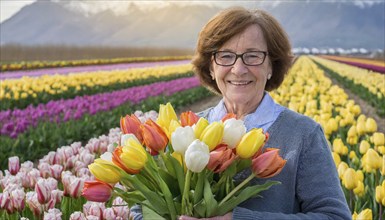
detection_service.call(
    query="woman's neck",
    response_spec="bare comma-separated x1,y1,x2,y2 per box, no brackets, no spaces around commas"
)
223,93,265,120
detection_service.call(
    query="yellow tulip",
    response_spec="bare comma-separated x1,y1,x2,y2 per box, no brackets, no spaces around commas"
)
342,168,358,190
337,162,349,179
168,119,181,137
354,209,372,220
365,118,377,133
353,181,364,197
331,152,341,167
88,159,122,184
359,140,371,155
193,117,209,139
236,128,266,159
112,139,148,174
375,182,385,205
199,121,224,151
364,149,382,170
156,102,178,133
371,132,385,146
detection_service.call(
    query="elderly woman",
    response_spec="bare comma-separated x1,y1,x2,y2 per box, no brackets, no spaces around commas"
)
186,6,351,220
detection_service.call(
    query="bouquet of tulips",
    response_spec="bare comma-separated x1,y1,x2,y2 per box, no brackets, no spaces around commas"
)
82,103,286,219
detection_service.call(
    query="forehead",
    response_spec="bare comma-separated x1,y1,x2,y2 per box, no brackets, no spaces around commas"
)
219,24,267,51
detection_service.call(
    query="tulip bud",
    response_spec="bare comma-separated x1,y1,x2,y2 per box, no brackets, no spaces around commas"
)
337,162,349,179
142,119,169,153
366,118,377,133
222,118,247,149
82,180,113,203
371,132,385,146
193,117,209,138
180,111,200,127
35,179,51,204
8,156,20,175
184,140,210,173
121,134,140,147
236,128,267,159
199,121,224,151
207,144,236,173
157,102,178,132
364,149,382,170
171,126,196,155
89,159,122,184
120,114,143,143
353,181,364,197
252,148,286,178
70,211,86,220
112,139,147,175
168,119,181,138
354,209,372,220
343,168,358,190
359,140,371,155
356,121,366,136
331,152,341,167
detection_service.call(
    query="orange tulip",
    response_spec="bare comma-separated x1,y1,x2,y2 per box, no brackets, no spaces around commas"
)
207,144,237,173
82,180,113,202
141,119,169,154
251,148,286,178
120,114,143,143
180,111,200,127
221,113,237,122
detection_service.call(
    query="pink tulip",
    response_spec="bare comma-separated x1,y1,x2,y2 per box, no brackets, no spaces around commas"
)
26,191,44,217
50,164,64,180
251,148,286,178
82,180,113,202
113,197,129,219
35,179,52,204
43,208,62,220
8,156,20,175
83,202,105,220
10,188,25,212
69,211,86,220
104,207,117,220
38,162,51,178
70,178,85,198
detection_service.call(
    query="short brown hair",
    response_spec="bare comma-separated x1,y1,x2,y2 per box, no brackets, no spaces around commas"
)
192,7,293,94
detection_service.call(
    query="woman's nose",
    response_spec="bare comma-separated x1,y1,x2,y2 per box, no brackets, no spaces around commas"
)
231,57,248,76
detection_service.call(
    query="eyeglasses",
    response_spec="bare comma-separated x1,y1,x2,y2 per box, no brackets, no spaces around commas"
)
213,51,268,66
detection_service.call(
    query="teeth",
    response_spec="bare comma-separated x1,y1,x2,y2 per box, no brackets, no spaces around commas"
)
229,81,250,85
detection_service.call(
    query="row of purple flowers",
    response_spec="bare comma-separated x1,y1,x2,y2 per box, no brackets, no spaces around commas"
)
0,60,191,80
0,76,200,138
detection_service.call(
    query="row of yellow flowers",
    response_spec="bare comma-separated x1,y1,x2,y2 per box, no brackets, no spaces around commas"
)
0,64,192,101
311,56,385,100
1,55,192,72
270,56,384,220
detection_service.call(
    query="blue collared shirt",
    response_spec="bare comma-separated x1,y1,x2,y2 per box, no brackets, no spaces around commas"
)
207,92,285,132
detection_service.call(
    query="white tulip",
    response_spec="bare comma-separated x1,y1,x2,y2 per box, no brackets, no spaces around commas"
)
171,126,197,155
223,118,247,149
185,140,210,173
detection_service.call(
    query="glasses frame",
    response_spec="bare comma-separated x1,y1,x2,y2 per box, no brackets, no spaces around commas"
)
212,51,268,66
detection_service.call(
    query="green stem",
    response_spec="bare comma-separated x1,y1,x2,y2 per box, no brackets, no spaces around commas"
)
181,169,192,216
218,173,255,207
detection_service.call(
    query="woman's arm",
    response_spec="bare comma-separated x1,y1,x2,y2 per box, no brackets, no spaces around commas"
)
232,126,351,220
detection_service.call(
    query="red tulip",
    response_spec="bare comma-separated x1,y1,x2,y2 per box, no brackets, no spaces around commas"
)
207,144,237,173
120,114,143,143
141,119,169,154
180,111,200,127
251,148,286,178
82,180,113,203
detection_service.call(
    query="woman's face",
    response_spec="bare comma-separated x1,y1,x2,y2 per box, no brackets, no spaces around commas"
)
212,24,272,108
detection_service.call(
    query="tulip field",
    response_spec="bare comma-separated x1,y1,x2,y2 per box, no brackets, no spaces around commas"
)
1,55,384,219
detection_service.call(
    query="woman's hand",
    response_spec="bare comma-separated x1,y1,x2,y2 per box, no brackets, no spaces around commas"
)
179,212,232,220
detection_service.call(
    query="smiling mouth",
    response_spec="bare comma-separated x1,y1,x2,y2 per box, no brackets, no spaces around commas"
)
227,81,252,86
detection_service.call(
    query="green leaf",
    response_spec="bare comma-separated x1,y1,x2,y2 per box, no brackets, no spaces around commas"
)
216,181,280,216
159,169,180,197
203,178,218,217
193,170,205,204
142,201,167,220
169,154,185,194
193,199,206,218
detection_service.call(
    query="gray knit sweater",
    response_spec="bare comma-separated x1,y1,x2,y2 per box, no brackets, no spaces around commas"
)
206,108,352,220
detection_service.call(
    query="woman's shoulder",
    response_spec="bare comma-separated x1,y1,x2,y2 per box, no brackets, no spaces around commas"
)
273,108,321,133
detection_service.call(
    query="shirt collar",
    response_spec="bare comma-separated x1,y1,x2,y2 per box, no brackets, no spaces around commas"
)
208,92,278,131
